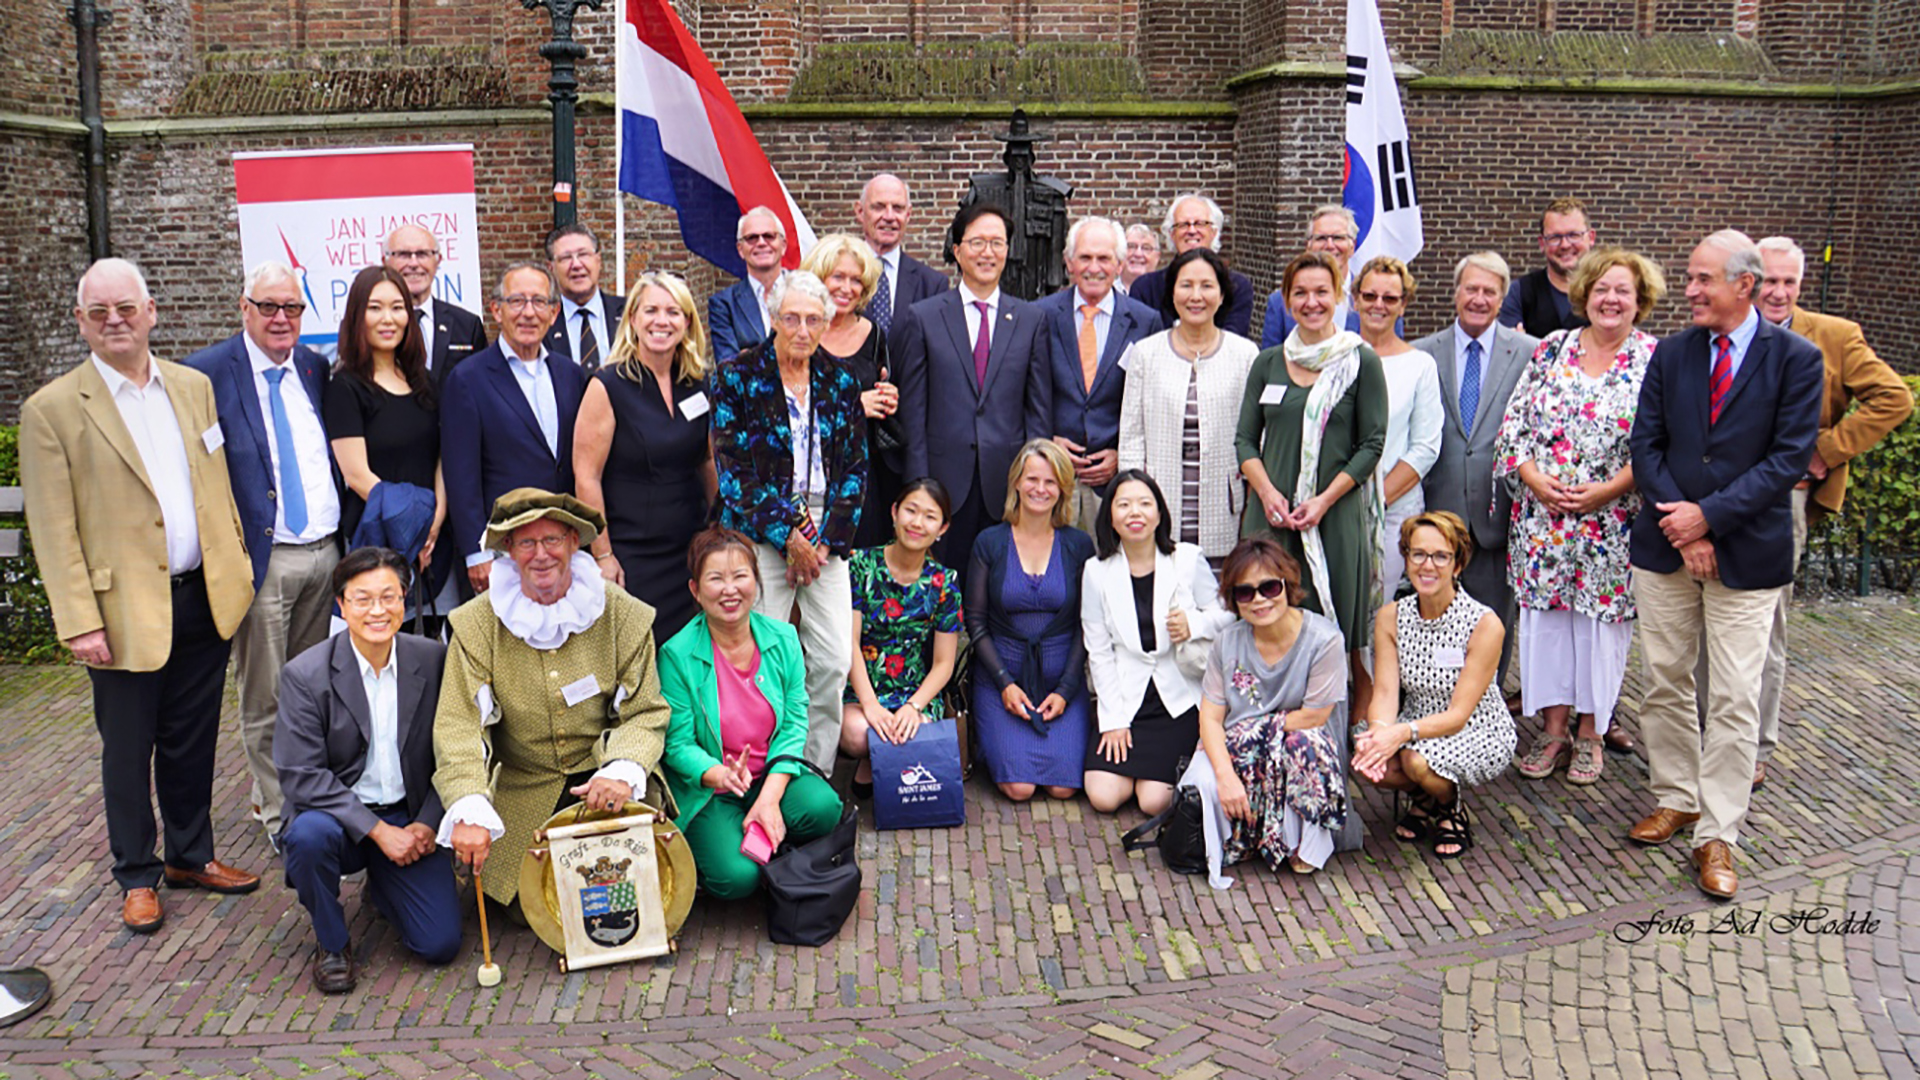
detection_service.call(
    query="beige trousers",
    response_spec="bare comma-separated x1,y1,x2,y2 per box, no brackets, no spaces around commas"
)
1695,487,1807,763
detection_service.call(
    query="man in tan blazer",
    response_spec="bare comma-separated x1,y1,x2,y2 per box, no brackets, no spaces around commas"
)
20,258,262,935
1737,236,1914,788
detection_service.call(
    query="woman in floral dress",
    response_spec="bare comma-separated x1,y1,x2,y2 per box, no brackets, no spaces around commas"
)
1493,249,1666,785
841,478,964,797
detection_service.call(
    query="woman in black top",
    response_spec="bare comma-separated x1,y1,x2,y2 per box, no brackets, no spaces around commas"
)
325,265,443,580
573,270,716,642
801,233,901,549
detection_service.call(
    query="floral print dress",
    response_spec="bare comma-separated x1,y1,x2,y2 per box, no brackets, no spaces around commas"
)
844,547,963,714
1491,328,1656,622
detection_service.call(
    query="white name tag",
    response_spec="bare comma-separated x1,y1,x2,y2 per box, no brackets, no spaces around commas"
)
1434,646,1466,669
680,392,710,420
561,674,600,707
202,424,225,453
1259,384,1287,406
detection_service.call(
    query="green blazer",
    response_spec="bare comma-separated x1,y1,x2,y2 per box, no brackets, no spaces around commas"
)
657,610,811,829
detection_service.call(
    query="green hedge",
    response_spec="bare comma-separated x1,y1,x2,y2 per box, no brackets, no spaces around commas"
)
1804,374,1920,593
0,426,62,663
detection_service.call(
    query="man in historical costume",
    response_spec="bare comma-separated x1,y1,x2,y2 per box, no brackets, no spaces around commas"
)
433,488,672,911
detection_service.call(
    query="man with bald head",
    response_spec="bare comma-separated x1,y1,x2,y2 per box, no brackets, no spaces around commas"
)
855,173,949,336
186,261,343,845
708,206,790,361
384,224,487,380
1124,194,1255,336
22,259,260,933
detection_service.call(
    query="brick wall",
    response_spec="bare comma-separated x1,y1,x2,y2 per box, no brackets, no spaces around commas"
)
0,0,77,115
0,133,90,418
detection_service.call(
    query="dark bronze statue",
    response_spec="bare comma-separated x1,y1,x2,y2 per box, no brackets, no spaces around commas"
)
958,110,1072,301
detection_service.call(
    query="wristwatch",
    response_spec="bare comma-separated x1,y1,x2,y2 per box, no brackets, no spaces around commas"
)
1407,720,1421,744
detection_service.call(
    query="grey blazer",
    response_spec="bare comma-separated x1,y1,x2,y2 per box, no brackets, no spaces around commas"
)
1412,322,1539,550
274,631,449,841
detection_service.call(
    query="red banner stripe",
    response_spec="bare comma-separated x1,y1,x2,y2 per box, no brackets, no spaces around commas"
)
234,151,475,204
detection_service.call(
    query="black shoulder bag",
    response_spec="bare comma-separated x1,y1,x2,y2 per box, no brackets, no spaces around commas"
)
761,756,861,946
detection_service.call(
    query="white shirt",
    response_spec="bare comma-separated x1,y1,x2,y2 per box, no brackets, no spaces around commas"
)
244,335,340,544
749,271,787,337
90,355,201,573
560,293,606,364
347,639,407,807
1715,306,1762,383
961,285,1003,353
415,296,438,365
876,248,900,312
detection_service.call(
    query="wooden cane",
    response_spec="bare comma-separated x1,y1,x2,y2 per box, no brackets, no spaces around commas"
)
475,865,501,987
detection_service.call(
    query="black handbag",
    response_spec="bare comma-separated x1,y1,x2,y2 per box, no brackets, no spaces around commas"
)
761,757,861,946
1120,784,1207,876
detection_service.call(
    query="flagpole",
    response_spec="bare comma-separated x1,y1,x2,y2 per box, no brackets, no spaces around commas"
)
614,0,627,294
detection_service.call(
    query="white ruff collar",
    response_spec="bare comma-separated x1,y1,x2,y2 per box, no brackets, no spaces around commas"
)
488,550,606,649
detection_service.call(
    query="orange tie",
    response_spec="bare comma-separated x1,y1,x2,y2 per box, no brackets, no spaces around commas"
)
1079,303,1100,390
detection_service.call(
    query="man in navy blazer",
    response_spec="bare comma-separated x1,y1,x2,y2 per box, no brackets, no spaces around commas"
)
543,222,624,372
440,263,587,595
1127,194,1255,337
1624,230,1823,901
383,224,487,384
1039,216,1164,530
893,201,1052,571
707,206,789,361
276,547,460,993
855,173,950,337
184,261,343,844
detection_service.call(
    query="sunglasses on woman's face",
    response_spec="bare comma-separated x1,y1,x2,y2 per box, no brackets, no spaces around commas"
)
1231,578,1287,604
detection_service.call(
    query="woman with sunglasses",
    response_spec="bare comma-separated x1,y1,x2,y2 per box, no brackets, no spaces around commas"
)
1352,256,1442,597
1353,511,1516,859
1194,537,1349,874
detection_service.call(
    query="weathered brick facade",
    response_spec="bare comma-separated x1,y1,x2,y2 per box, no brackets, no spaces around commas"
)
1,0,1915,418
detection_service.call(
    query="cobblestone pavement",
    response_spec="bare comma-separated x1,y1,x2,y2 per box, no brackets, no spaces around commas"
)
0,595,1914,1078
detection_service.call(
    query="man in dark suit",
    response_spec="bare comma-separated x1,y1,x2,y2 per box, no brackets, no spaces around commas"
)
1038,215,1164,530
1499,197,1596,338
441,263,588,595
707,206,789,361
22,258,261,934
543,222,624,373
855,172,949,337
1126,194,1255,337
276,547,460,993
184,261,342,846
893,201,1052,571
384,224,487,382
1624,229,1823,901
1413,252,1539,688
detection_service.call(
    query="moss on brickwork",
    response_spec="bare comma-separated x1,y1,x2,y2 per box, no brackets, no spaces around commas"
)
789,42,1145,104
1432,30,1778,81
174,48,512,116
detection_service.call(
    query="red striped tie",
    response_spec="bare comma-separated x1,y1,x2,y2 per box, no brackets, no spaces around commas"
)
1709,333,1733,424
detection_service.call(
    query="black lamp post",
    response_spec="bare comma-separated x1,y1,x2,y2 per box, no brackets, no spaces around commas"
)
524,0,606,230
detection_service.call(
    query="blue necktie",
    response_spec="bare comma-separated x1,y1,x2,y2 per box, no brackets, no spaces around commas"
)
868,264,893,337
1460,339,1483,438
264,367,309,537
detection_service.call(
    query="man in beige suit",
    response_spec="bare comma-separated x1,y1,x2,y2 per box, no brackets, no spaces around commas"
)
20,259,262,935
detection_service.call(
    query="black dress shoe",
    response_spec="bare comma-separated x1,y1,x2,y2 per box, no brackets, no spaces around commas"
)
311,947,355,994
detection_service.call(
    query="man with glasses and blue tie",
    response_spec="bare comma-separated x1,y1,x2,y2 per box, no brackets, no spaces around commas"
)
440,263,588,597
1413,252,1538,690
1500,198,1597,338
186,261,343,847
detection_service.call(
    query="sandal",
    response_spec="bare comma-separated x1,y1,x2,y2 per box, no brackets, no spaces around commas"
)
1393,792,1438,842
1566,737,1605,785
1516,736,1572,779
1287,854,1318,875
1432,802,1473,860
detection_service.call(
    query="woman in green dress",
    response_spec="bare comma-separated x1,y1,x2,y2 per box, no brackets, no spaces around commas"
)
1236,251,1388,719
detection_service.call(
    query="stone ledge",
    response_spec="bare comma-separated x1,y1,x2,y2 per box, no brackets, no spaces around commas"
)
789,41,1145,104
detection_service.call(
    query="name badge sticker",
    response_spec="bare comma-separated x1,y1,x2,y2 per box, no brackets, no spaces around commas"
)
202,425,225,453
681,392,711,420
1434,646,1466,669
1259,384,1287,406
562,674,600,707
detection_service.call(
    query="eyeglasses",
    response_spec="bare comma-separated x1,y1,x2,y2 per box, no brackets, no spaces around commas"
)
1540,231,1591,247
961,237,1009,254
80,302,144,324
498,295,555,312
342,590,404,612
1171,219,1214,233
1230,578,1288,604
1355,290,1404,306
1406,550,1454,566
246,297,307,318
739,232,782,246
551,249,598,265
385,249,438,262
511,534,573,555
778,313,828,331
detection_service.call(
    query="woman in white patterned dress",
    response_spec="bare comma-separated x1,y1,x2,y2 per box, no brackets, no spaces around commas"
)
1354,511,1515,859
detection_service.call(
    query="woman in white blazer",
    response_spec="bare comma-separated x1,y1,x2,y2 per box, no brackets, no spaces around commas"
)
1080,470,1236,814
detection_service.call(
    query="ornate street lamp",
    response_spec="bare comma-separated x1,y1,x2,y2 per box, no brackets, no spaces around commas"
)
524,0,606,230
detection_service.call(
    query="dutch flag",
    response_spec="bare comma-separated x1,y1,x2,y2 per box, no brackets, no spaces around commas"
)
616,0,815,277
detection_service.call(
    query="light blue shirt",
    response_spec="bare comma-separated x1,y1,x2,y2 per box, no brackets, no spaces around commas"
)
347,640,406,808
1451,321,1498,379
1074,286,1116,364
1713,305,1762,383
505,349,560,457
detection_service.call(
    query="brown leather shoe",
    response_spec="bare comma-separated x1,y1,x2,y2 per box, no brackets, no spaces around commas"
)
122,888,163,934
311,947,356,994
1628,807,1701,845
1694,840,1738,899
163,860,260,895
1603,727,1636,754
1751,762,1768,791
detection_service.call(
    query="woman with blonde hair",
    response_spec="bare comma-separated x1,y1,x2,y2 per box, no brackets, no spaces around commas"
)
801,233,902,547
574,270,717,640
1350,255,1442,596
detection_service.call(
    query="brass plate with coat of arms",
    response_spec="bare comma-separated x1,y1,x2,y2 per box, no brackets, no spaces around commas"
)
519,802,695,970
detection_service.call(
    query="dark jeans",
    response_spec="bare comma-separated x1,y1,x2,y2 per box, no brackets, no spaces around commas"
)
282,807,461,962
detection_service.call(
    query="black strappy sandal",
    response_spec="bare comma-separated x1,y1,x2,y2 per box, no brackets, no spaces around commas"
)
1431,801,1473,860
1393,792,1438,843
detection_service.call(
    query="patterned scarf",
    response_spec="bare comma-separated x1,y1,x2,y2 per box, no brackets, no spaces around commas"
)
1281,328,1384,639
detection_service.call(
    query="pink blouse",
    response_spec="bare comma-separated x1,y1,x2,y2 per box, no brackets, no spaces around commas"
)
714,642,775,779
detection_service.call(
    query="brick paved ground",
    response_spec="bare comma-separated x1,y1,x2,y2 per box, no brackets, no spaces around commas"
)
0,594,1914,1079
